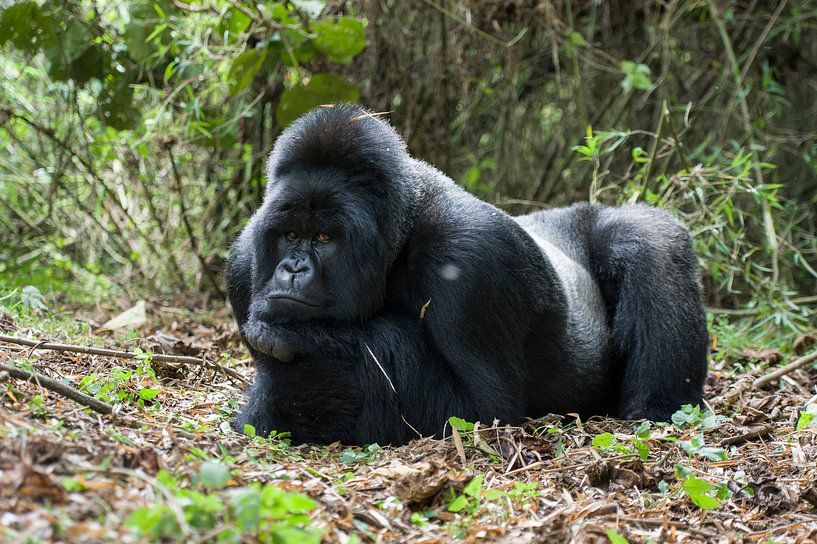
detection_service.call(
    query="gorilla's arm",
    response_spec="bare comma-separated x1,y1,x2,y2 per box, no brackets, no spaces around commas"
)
237,316,484,444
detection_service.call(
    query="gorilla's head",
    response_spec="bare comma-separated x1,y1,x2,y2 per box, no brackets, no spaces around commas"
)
247,105,418,324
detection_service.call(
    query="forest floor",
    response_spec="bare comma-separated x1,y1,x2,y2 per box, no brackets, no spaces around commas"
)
1,302,816,543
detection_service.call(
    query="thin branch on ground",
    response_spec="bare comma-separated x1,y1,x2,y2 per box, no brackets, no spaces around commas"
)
0,362,113,415
719,423,775,446
0,334,248,385
753,349,817,389
712,349,817,408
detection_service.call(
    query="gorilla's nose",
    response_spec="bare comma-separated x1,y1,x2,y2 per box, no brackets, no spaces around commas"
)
275,256,315,287
283,259,309,274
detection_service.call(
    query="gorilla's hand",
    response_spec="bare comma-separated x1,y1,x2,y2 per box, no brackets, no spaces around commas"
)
242,320,298,363
244,318,367,363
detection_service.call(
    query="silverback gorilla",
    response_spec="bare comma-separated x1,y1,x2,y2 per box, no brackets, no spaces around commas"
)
227,104,708,445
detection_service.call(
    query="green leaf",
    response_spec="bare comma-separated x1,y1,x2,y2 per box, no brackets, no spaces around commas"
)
635,420,651,439
447,495,468,512
797,405,817,429
483,489,506,501
20,285,47,313
228,48,268,95
243,424,257,438
97,72,141,130
197,461,231,490
221,7,252,35
463,476,483,498
697,446,728,462
683,478,715,495
125,505,178,538
156,469,177,490
606,528,630,544
230,487,262,529
567,30,586,46
271,526,323,544
138,388,159,400
671,404,703,427
689,492,721,509
461,166,481,190
620,60,652,92
592,432,616,450
340,448,369,463
0,2,55,52
632,438,650,461
311,16,366,64
683,477,721,510
448,416,475,432
281,492,317,513
275,73,359,127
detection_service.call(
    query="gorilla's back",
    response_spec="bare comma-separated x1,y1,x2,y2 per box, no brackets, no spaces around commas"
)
515,205,612,385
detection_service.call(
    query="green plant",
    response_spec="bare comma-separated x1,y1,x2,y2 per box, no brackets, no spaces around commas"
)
796,403,817,430
619,60,653,92
339,443,382,464
679,433,728,462
447,476,498,514
125,466,322,543
606,528,631,544
507,481,540,504
591,431,648,460
681,477,723,510
670,405,724,429
78,355,160,409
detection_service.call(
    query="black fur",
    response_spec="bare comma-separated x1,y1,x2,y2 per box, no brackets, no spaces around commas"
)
227,105,708,445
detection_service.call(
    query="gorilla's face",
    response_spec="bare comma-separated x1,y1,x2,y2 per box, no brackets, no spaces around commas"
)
248,166,388,324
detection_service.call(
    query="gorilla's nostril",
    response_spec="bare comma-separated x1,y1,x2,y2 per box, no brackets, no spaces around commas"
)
283,261,308,274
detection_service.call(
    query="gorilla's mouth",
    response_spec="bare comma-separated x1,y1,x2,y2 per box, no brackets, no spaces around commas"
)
266,294,322,308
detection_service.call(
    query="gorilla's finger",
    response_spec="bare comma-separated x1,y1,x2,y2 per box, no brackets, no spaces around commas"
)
271,346,296,363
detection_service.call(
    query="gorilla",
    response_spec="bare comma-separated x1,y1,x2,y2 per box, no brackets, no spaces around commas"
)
227,104,708,445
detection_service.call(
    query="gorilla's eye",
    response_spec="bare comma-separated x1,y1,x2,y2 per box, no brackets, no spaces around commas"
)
316,233,331,243
285,231,298,241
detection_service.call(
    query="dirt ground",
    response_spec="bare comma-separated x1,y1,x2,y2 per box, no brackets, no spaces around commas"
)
1,304,816,543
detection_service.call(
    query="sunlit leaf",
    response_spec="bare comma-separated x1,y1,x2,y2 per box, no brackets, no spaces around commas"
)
229,48,268,95
311,16,366,64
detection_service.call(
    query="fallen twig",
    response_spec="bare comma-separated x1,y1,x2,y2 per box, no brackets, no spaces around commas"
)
753,349,817,389
601,515,719,539
719,423,775,446
713,349,817,409
0,334,247,385
0,362,113,415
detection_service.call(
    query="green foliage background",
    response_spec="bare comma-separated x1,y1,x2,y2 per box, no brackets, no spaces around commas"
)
1,0,816,338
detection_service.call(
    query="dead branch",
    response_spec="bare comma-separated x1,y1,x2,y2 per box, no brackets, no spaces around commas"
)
753,349,817,389
0,334,247,385
0,362,112,415
712,349,817,409
719,423,775,446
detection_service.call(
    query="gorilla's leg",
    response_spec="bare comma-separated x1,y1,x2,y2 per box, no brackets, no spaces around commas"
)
592,205,708,420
